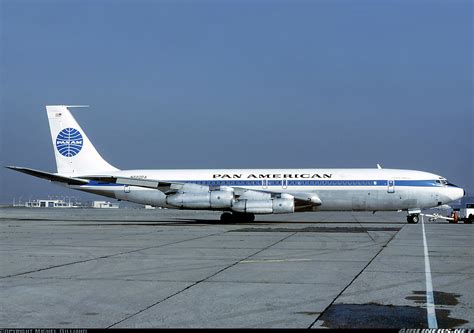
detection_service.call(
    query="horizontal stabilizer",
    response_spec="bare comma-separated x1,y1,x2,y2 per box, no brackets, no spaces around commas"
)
5,166,89,185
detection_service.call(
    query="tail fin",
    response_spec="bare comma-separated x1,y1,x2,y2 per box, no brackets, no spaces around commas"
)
46,105,118,175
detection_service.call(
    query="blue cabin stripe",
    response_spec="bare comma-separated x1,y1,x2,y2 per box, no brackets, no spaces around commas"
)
83,179,452,188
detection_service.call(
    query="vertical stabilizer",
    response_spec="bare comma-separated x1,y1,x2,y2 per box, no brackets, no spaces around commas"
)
46,105,118,175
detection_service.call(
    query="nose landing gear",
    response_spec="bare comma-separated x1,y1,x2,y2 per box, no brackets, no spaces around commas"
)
407,214,420,224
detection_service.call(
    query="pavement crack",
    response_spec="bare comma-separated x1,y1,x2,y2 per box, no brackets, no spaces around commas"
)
107,231,298,328
0,231,227,279
351,212,376,242
308,226,403,328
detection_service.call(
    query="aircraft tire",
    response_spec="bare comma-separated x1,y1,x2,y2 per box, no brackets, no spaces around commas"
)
245,213,256,222
220,212,233,223
231,213,255,223
407,214,419,224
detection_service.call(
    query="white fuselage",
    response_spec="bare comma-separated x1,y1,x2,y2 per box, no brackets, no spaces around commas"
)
66,168,464,212
9,106,466,219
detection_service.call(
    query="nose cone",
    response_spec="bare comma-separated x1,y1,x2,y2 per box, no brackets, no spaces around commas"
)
446,186,465,203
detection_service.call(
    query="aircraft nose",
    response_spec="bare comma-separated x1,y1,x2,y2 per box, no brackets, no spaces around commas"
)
443,185,465,204
452,187,465,201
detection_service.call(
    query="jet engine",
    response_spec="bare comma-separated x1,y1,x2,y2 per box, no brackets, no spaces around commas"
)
231,198,294,214
166,188,234,209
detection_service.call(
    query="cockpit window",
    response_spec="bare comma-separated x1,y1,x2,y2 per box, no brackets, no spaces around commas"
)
435,179,448,185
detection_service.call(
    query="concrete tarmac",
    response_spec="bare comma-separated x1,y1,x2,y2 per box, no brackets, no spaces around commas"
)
1,208,472,328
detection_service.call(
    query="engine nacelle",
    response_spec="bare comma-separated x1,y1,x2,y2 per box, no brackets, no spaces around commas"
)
272,198,295,214
231,198,294,214
166,190,234,209
114,187,167,206
210,190,234,209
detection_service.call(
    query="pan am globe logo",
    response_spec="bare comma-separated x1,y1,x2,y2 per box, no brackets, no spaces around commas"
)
56,128,83,157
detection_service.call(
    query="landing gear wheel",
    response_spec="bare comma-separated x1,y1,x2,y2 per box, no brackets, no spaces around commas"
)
407,214,420,224
232,213,255,223
220,212,256,223
244,214,255,222
220,212,233,223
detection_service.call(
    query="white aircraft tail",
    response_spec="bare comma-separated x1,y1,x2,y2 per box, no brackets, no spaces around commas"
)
46,105,118,175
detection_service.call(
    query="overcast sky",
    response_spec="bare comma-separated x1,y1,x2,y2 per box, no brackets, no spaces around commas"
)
0,0,472,204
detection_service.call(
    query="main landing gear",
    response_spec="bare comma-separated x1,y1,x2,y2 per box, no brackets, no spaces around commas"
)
220,212,255,223
407,214,420,224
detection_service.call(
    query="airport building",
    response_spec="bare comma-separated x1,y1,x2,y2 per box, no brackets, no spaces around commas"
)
92,201,119,209
13,198,119,209
22,199,80,208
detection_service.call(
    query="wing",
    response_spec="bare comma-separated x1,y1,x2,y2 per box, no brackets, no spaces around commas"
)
5,169,322,209
81,175,182,194
82,175,322,207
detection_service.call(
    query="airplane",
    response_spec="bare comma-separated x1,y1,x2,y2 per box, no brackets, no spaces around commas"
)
6,105,465,223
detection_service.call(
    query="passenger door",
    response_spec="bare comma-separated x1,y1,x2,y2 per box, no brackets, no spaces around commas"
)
387,179,395,193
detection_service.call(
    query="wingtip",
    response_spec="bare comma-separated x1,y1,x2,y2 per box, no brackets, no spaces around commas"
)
5,166,26,171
